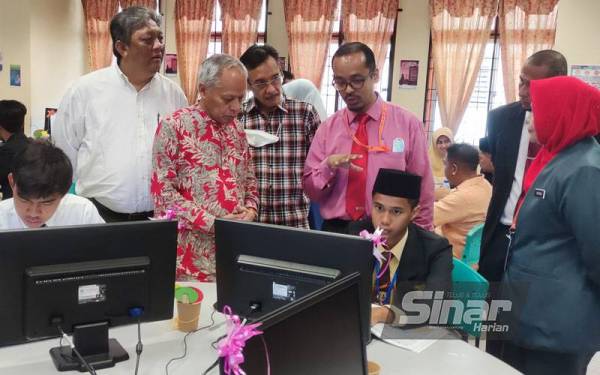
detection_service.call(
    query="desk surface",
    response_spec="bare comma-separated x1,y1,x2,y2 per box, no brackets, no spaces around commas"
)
0,283,520,375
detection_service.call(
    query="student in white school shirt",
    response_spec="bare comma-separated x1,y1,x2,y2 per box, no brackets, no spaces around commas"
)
0,141,104,229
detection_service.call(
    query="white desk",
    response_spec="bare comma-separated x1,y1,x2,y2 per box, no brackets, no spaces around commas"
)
0,283,520,375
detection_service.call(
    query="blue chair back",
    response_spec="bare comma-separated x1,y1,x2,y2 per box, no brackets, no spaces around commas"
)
68,181,77,195
461,223,484,266
450,258,489,337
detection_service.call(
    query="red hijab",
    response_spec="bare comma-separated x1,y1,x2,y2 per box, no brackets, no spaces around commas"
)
522,76,600,198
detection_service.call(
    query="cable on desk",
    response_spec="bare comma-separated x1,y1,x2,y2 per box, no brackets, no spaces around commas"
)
57,326,97,375
164,308,217,375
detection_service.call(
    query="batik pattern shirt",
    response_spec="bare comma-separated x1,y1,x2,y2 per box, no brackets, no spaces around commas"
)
152,106,259,281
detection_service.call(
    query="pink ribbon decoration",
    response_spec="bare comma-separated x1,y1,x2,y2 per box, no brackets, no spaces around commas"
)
150,204,185,230
218,306,265,375
359,227,391,279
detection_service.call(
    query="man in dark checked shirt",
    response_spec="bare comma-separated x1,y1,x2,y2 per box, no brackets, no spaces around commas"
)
239,44,321,229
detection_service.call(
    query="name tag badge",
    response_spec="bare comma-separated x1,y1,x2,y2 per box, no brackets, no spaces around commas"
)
534,188,546,199
392,138,405,153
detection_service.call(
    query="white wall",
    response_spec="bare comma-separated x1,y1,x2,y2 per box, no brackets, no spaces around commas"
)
0,0,31,132
390,0,431,118
29,0,87,133
554,0,600,67
266,0,288,60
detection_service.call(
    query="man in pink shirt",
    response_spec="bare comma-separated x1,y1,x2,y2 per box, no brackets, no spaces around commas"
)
303,42,433,234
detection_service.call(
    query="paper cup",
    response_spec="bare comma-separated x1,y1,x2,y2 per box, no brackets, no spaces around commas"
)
367,361,381,375
174,286,204,332
176,300,201,332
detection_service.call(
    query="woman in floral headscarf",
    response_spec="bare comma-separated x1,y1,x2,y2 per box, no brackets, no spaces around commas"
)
500,76,600,375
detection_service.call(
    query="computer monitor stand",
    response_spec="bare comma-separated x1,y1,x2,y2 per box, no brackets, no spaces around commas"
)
49,321,129,372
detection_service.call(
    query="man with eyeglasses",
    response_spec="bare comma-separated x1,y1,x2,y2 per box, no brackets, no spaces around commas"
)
303,42,433,234
52,7,187,222
238,44,320,229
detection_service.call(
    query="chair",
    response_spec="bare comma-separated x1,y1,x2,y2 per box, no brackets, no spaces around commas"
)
68,181,76,195
450,258,489,345
461,223,484,266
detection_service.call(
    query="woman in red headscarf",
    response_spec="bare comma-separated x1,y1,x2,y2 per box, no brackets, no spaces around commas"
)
500,76,600,375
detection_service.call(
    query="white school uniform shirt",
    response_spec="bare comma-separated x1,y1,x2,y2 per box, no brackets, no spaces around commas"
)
0,194,105,229
52,62,188,214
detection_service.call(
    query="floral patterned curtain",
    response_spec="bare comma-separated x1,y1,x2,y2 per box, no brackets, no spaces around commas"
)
81,0,120,71
175,0,215,104
219,0,262,58
284,0,338,87
429,0,498,133
499,0,560,102
341,0,398,73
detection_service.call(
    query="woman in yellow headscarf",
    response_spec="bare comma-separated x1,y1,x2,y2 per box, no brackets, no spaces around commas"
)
428,127,453,200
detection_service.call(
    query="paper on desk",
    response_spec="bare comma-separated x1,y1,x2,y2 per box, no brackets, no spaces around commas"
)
370,324,449,353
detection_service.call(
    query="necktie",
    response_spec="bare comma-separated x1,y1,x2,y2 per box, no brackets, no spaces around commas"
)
346,114,369,220
372,252,392,304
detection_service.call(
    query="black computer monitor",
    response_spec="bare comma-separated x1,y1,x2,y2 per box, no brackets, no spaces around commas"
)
214,219,374,342
225,272,367,375
0,221,178,371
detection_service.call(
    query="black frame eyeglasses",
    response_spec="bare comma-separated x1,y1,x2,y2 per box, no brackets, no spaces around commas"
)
331,75,371,91
250,74,283,90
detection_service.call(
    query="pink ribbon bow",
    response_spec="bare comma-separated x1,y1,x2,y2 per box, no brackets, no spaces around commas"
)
360,227,387,263
150,204,185,230
359,227,391,279
217,306,264,375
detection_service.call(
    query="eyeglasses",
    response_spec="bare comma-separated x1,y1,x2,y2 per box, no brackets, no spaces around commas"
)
249,74,283,90
332,75,371,91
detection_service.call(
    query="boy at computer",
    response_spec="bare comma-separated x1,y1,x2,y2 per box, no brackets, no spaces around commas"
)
351,168,452,326
0,141,104,229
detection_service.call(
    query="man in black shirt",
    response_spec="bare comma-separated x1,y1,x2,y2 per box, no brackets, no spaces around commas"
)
0,100,29,200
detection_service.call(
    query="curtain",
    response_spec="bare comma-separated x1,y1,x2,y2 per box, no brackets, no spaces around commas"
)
175,0,215,104
119,0,157,9
81,0,120,71
284,0,338,87
429,0,498,134
341,0,398,73
219,0,262,58
499,0,559,102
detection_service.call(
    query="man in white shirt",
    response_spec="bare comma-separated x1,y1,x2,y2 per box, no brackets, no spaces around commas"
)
0,141,104,229
52,6,187,222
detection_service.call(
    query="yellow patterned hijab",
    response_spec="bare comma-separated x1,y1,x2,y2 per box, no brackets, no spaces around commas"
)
428,127,454,180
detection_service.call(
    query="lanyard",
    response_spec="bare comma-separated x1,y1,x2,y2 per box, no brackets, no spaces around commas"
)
345,104,390,153
374,255,401,305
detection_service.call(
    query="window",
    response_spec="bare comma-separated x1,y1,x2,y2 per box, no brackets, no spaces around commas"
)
425,17,505,145
207,0,268,57
320,0,394,116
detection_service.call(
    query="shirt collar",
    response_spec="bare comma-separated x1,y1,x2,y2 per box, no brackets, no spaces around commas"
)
378,228,409,261
456,175,485,190
112,62,158,90
346,93,383,125
245,94,288,115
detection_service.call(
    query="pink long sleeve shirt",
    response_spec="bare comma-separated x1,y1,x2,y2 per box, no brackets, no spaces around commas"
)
302,96,434,230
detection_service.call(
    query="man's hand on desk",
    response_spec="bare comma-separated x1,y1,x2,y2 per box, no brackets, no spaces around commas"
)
371,306,395,326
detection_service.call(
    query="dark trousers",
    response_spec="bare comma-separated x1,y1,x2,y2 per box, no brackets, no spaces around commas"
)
479,223,511,283
321,218,351,234
501,341,594,375
90,198,153,223
478,223,511,358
